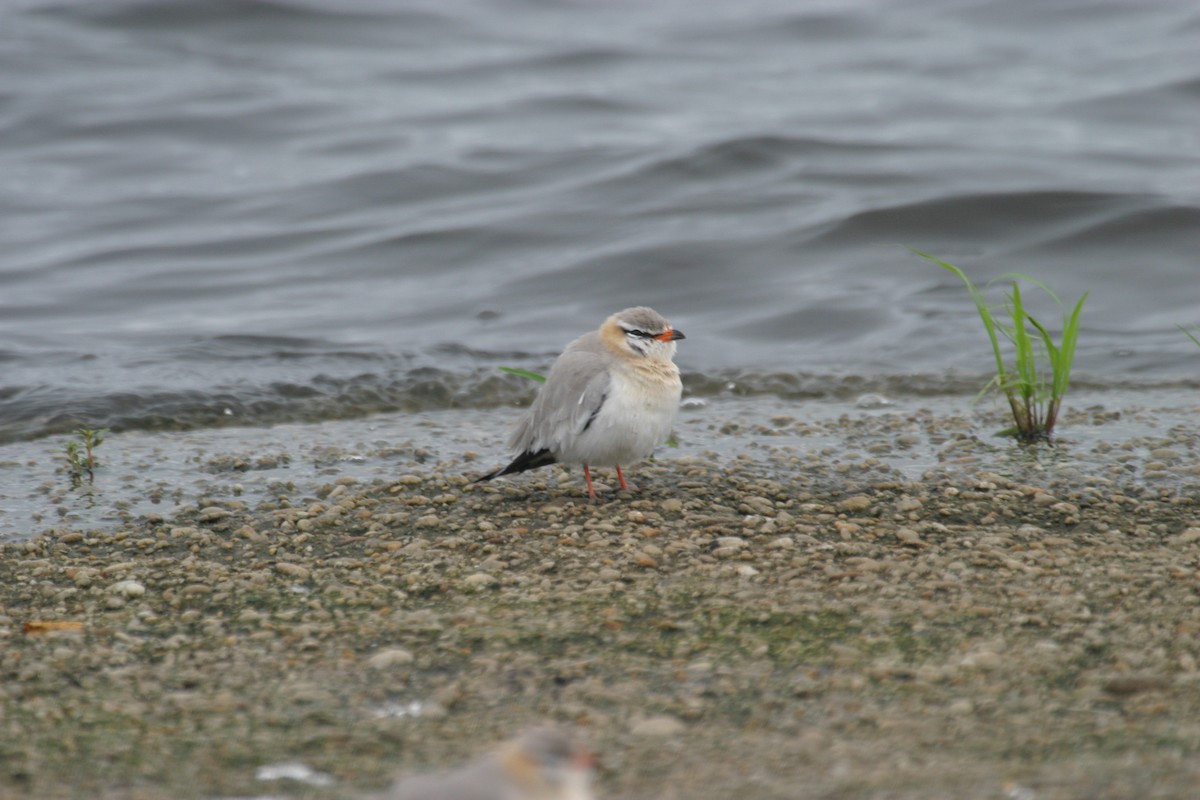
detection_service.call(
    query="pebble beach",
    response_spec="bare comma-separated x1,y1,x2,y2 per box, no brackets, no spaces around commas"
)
3,394,1200,799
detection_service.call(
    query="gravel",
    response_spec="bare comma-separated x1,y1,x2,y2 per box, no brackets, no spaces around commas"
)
2,398,1200,799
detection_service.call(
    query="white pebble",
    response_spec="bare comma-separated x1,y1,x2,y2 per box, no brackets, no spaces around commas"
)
366,648,415,669
1173,528,1200,544
631,715,686,737
109,580,146,598
462,573,496,589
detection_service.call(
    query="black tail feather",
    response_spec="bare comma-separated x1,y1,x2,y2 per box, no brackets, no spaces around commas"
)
474,449,558,483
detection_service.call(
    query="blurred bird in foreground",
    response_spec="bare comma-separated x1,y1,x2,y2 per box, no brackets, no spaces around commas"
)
371,726,595,800
476,306,684,501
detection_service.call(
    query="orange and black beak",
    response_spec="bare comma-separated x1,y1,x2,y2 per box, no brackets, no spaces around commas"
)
655,327,685,342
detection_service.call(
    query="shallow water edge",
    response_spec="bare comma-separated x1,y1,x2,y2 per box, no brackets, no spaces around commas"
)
3,386,1199,542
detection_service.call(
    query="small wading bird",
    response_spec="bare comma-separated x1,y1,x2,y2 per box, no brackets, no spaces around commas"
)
476,307,684,501
372,726,595,800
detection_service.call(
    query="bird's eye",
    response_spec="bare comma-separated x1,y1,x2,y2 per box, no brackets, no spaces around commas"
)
625,329,653,339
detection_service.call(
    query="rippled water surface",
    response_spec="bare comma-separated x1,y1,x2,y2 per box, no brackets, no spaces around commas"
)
2,0,1199,444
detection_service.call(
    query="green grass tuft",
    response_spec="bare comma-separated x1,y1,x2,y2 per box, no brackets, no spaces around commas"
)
914,250,1086,442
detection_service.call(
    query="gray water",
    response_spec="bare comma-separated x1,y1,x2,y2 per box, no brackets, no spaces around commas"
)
2,0,1199,445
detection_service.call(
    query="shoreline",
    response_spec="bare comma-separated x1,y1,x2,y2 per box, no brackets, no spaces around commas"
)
5,387,1200,543
3,394,1200,798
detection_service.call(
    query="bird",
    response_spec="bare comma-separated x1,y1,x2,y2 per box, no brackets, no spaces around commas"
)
372,726,596,800
476,306,684,501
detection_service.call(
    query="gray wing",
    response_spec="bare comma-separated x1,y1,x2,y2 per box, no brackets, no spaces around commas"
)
509,338,612,455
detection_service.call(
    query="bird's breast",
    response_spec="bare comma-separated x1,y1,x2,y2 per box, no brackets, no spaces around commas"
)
555,366,680,467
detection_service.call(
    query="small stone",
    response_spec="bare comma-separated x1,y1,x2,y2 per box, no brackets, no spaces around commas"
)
275,562,311,581
661,499,684,513
631,715,685,737
1102,674,1168,696
840,495,872,512
632,552,659,569
734,564,759,577
948,699,974,715
109,580,146,598
462,573,496,590
366,648,415,669
197,507,231,522
960,651,1001,671
477,555,506,572
1173,528,1200,544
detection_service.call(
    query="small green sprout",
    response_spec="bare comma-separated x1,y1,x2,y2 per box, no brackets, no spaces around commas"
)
64,427,107,483
64,441,85,474
915,250,1086,442
1180,324,1200,349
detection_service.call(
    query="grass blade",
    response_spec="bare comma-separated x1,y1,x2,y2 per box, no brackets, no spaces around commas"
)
499,367,547,384
912,250,1008,380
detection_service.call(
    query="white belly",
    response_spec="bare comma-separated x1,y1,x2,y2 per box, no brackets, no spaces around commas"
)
554,372,679,467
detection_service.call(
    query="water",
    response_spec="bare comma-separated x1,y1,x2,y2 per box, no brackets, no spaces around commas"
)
2,0,1199,445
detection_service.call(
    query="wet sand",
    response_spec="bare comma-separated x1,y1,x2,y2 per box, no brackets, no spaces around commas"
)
2,394,1200,799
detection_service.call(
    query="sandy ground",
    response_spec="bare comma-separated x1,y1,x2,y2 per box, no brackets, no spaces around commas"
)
2,394,1200,799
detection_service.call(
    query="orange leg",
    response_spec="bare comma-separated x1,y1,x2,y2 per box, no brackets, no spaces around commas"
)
582,464,597,500
615,464,628,491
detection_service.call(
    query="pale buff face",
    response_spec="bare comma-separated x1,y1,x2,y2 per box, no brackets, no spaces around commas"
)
600,306,684,361
501,728,595,800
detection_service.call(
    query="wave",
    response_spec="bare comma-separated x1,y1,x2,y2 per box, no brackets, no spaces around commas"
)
801,190,1159,250
42,0,443,30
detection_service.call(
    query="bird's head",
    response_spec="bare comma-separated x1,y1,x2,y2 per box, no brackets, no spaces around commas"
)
603,306,685,360
504,726,595,798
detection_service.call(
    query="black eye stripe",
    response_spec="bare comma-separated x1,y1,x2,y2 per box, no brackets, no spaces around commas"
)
624,328,656,339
